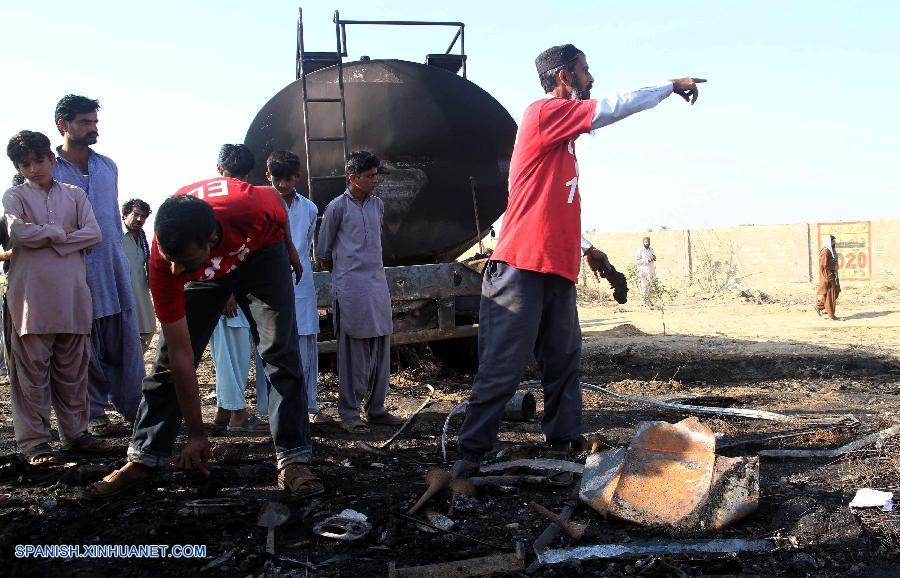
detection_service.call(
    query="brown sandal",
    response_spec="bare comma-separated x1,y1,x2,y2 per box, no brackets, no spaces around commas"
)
63,434,114,455
25,443,58,465
278,464,324,499
81,467,153,501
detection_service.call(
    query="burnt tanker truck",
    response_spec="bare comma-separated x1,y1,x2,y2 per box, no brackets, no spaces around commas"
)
244,10,516,365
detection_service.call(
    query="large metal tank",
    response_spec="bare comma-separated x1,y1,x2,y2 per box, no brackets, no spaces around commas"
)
244,59,516,266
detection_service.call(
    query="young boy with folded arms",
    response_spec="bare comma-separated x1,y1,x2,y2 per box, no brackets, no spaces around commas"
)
3,131,106,463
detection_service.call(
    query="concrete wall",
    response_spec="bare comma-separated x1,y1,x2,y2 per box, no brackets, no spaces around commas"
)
583,219,900,287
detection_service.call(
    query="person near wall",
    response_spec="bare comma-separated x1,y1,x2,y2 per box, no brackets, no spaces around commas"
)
816,234,840,320
634,236,657,306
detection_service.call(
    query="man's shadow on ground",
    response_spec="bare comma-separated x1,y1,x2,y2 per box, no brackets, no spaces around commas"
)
840,310,897,321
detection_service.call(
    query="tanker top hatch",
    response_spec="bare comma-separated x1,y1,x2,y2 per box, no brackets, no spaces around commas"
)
245,8,516,266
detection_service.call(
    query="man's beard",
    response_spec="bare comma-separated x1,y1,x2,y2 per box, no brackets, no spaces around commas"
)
73,132,98,145
571,77,592,101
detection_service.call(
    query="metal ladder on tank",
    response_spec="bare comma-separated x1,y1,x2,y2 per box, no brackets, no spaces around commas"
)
295,8,467,211
296,7,351,210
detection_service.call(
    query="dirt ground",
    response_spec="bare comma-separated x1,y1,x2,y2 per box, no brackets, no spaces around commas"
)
1,283,899,577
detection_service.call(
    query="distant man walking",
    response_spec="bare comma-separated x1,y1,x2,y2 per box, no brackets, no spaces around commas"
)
816,235,840,320
52,95,144,433
451,43,704,478
122,198,156,350
635,236,657,306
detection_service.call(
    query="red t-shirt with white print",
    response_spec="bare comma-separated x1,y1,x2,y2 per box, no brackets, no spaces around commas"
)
149,177,286,323
491,97,597,283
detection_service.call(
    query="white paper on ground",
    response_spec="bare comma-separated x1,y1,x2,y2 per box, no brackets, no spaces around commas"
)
848,488,893,509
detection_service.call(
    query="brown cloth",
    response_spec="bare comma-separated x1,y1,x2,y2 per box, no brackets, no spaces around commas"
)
816,248,840,319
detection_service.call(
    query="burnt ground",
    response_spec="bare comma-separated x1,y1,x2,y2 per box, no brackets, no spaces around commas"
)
1,330,899,577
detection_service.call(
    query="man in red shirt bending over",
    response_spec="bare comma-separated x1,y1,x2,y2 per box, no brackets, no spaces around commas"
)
84,144,321,500
452,44,705,479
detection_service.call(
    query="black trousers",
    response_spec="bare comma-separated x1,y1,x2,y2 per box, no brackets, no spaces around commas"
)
128,242,312,468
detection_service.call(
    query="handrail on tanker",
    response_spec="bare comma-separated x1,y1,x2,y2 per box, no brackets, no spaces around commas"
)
333,11,466,78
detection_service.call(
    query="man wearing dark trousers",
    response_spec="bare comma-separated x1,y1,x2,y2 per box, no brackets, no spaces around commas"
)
84,145,320,499
452,44,705,478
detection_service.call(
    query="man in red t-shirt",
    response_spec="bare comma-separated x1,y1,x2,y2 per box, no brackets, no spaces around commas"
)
84,144,322,500
452,44,705,479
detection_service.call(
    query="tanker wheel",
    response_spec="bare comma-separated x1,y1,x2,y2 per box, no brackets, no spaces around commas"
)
429,336,479,371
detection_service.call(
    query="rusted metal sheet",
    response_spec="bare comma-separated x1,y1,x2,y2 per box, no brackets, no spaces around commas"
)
706,456,759,529
580,419,760,530
578,447,625,516
609,417,716,528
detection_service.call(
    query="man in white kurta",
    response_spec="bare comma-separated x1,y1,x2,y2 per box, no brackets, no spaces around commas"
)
264,150,327,423
635,236,657,306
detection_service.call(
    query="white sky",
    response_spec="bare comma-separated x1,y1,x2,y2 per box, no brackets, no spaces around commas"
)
1,0,898,233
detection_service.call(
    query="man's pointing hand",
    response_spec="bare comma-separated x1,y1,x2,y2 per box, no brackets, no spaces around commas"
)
671,77,707,105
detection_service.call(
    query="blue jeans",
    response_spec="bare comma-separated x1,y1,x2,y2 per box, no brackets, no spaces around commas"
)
128,243,311,469
256,332,317,415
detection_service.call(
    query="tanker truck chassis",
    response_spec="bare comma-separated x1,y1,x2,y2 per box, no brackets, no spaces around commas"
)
313,261,484,355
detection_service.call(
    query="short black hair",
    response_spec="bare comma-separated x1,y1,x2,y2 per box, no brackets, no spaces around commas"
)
12,173,25,186
217,144,254,177
7,130,54,167
154,195,216,259
55,95,101,133
122,198,152,219
267,150,302,180
345,150,379,176
539,60,578,93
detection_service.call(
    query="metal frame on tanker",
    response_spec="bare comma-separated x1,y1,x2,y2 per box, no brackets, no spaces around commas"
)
296,8,488,359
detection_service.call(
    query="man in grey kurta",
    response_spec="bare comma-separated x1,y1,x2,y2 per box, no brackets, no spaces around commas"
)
121,198,156,349
51,95,144,431
315,151,403,433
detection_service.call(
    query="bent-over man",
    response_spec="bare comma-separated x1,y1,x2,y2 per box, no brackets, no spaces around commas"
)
84,167,320,500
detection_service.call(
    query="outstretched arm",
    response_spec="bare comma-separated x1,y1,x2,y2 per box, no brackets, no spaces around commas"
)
591,77,705,130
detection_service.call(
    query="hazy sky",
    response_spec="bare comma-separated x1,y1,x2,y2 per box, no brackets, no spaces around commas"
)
1,1,897,233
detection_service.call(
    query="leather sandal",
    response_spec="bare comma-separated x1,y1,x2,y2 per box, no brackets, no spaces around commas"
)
278,464,324,499
81,467,153,501
25,443,58,465
62,434,114,455
226,415,270,435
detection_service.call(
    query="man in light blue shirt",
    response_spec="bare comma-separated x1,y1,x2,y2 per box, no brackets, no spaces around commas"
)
52,95,144,433
262,151,327,423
